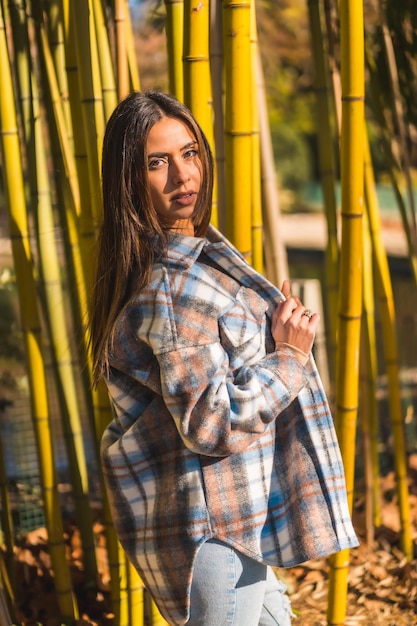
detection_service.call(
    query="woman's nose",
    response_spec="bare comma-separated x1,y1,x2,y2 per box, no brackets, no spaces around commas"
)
171,160,190,184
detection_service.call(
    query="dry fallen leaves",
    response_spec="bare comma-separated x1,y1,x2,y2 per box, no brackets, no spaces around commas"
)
9,456,417,625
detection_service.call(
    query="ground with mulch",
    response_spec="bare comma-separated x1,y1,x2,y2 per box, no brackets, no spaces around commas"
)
7,455,417,626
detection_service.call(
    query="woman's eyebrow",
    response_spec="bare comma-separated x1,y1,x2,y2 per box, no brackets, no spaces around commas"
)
147,141,198,159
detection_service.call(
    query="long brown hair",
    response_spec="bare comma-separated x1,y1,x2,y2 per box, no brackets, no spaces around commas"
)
89,90,214,384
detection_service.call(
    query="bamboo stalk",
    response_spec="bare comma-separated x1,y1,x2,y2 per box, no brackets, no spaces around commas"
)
124,0,140,93
327,0,364,622
46,0,74,147
164,0,184,101
378,0,416,234
307,0,339,385
127,562,145,624
223,0,252,260
255,46,288,285
183,0,213,143
366,46,417,286
360,211,379,545
70,0,104,229
209,0,225,230
183,0,217,227
249,0,262,274
0,5,77,621
93,0,118,118
29,54,98,584
115,0,130,100
364,130,413,559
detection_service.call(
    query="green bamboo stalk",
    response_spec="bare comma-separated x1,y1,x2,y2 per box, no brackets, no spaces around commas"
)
364,130,413,559
327,0,364,623
93,0,118,119
223,0,252,260
308,0,339,384
164,0,184,101
0,4,77,621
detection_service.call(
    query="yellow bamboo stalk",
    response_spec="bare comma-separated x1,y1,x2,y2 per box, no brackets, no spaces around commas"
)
0,5,77,621
124,0,140,93
164,0,184,101
209,0,225,230
30,59,98,585
115,0,130,101
360,211,380,543
39,22,81,212
183,0,212,141
46,0,74,146
254,46,288,286
364,130,413,559
116,545,129,626
223,0,252,260
70,0,105,228
308,0,339,382
127,563,145,624
93,0,118,119
182,0,217,229
249,0,262,274
327,0,364,623
7,0,32,144
48,0,123,612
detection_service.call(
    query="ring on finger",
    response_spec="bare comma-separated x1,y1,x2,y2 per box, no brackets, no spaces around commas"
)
302,309,314,319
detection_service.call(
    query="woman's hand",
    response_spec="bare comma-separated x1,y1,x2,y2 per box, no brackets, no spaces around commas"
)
271,280,320,356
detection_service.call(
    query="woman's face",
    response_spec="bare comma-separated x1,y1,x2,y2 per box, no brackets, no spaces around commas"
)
146,116,202,222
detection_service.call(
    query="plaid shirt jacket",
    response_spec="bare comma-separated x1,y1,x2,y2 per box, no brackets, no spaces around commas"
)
101,226,358,625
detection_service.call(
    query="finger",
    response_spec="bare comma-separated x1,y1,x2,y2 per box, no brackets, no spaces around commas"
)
280,279,291,299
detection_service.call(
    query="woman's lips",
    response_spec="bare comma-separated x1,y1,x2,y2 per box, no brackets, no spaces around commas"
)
172,192,196,206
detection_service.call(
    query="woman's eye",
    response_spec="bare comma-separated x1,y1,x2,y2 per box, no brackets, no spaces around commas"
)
183,148,198,159
148,158,167,170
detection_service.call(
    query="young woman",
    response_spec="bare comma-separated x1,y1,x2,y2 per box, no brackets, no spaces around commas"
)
90,90,358,625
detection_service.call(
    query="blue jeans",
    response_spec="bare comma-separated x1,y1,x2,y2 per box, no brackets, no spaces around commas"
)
187,539,293,625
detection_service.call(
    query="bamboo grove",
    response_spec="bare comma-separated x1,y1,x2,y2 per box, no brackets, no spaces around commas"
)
0,0,416,624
